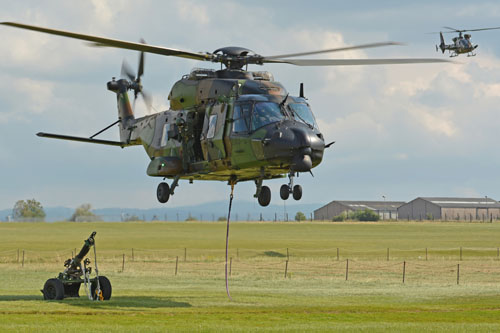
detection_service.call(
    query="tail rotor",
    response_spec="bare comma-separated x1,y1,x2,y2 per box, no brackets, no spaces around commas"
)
120,39,153,112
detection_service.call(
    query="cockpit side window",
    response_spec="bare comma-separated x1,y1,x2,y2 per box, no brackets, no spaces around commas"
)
251,102,284,131
160,124,170,146
206,114,218,139
288,103,318,129
232,103,252,133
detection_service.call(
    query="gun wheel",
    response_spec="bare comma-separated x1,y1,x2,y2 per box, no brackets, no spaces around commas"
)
91,276,112,300
42,278,64,300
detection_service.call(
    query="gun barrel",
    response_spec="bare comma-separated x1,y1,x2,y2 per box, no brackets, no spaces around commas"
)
72,232,96,267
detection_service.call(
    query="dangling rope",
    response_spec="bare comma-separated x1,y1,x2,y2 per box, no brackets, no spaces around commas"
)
225,180,236,300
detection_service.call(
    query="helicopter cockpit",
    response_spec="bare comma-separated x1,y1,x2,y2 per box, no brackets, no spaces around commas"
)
232,99,284,133
288,101,318,129
231,95,318,134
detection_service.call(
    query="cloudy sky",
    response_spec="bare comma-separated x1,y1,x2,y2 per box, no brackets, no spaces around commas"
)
1,0,500,210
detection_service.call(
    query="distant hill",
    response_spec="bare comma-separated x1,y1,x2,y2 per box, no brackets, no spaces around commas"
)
0,201,322,222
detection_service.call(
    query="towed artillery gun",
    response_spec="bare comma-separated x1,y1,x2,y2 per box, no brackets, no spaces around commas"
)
41,232,112,300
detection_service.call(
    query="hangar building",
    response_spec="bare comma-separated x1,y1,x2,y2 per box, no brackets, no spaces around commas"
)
314,200,405,221
397,197,500,221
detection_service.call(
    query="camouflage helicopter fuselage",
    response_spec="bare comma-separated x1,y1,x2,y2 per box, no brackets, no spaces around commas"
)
109,68,325,185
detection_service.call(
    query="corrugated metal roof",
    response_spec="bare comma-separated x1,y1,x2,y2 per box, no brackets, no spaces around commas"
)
333,201,405,211
420,197,500,208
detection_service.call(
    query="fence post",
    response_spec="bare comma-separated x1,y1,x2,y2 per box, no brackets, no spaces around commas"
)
457,263,460,285
22,250,25,267
387,248,390,261
122,254,125,272
403,261,406,283
230,257,232,277
337,248,339,261
184,248,187,262
284,260,288,278
132,248,134,261
345,259,349,281
287,248,289,261
175,256,178,276
460,247,462,261
71,251,74,258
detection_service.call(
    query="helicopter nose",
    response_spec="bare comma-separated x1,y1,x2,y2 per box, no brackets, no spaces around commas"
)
264,124,325,172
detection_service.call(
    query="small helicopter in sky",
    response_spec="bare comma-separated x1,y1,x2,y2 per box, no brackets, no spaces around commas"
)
1,22,450,207
435,26,500,57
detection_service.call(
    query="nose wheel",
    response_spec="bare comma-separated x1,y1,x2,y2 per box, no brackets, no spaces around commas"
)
156,176,180,204
280,173,303,201
157,182,170,203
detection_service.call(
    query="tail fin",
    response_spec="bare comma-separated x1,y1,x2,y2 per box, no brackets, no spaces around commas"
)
439,32,445,54
107,78,135,142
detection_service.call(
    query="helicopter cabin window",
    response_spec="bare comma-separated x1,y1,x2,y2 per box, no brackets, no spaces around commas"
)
206,114,218,139
288,103,318,128
160,124,170,146
232,103,252,133
251,102,284,131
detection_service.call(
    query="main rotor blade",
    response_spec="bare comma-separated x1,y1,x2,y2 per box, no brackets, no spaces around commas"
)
443,26,461,32
461,26,500,32
263,42,402,59
1,22,212,61
265,58,452,66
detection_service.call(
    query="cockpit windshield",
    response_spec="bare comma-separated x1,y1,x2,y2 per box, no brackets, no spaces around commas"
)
252,102,284,130
232,101,285,133
288,103,317,128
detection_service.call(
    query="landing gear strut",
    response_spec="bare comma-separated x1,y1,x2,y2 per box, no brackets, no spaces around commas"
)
280,172,302,201
157,175,180,204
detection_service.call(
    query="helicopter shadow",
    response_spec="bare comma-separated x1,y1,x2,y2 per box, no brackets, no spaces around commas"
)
0,295,191,309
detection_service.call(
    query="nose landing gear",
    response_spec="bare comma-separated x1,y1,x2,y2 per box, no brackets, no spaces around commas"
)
280,172,303,201
156,175,180,203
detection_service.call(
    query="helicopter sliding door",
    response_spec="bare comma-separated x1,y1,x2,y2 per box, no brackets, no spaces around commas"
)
201,102,228,162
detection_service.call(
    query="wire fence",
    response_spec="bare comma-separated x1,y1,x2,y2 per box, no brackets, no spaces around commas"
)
2,246,500,285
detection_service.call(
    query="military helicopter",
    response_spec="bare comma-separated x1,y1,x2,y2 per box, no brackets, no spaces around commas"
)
1,22,450,207
435,26,500,57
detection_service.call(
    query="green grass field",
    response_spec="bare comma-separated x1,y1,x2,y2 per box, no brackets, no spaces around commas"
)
1,221,500,332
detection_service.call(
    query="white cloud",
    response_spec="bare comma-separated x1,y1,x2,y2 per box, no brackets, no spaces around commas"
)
474,82,500,98
408,106,457,137
91,0,114,24
12,78,55,113
394,153,409,160
175,0,210,25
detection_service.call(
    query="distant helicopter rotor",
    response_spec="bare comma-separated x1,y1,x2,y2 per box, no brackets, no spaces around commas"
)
442,26,500,33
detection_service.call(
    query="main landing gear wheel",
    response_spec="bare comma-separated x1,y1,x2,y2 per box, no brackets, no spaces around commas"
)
42,278,64,300
258,185,271,207
293,185,302,201
157,182,170,203
280,184,290,200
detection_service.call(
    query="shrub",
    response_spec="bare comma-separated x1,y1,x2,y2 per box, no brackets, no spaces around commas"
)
295,211,307,221
351,209,380,221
